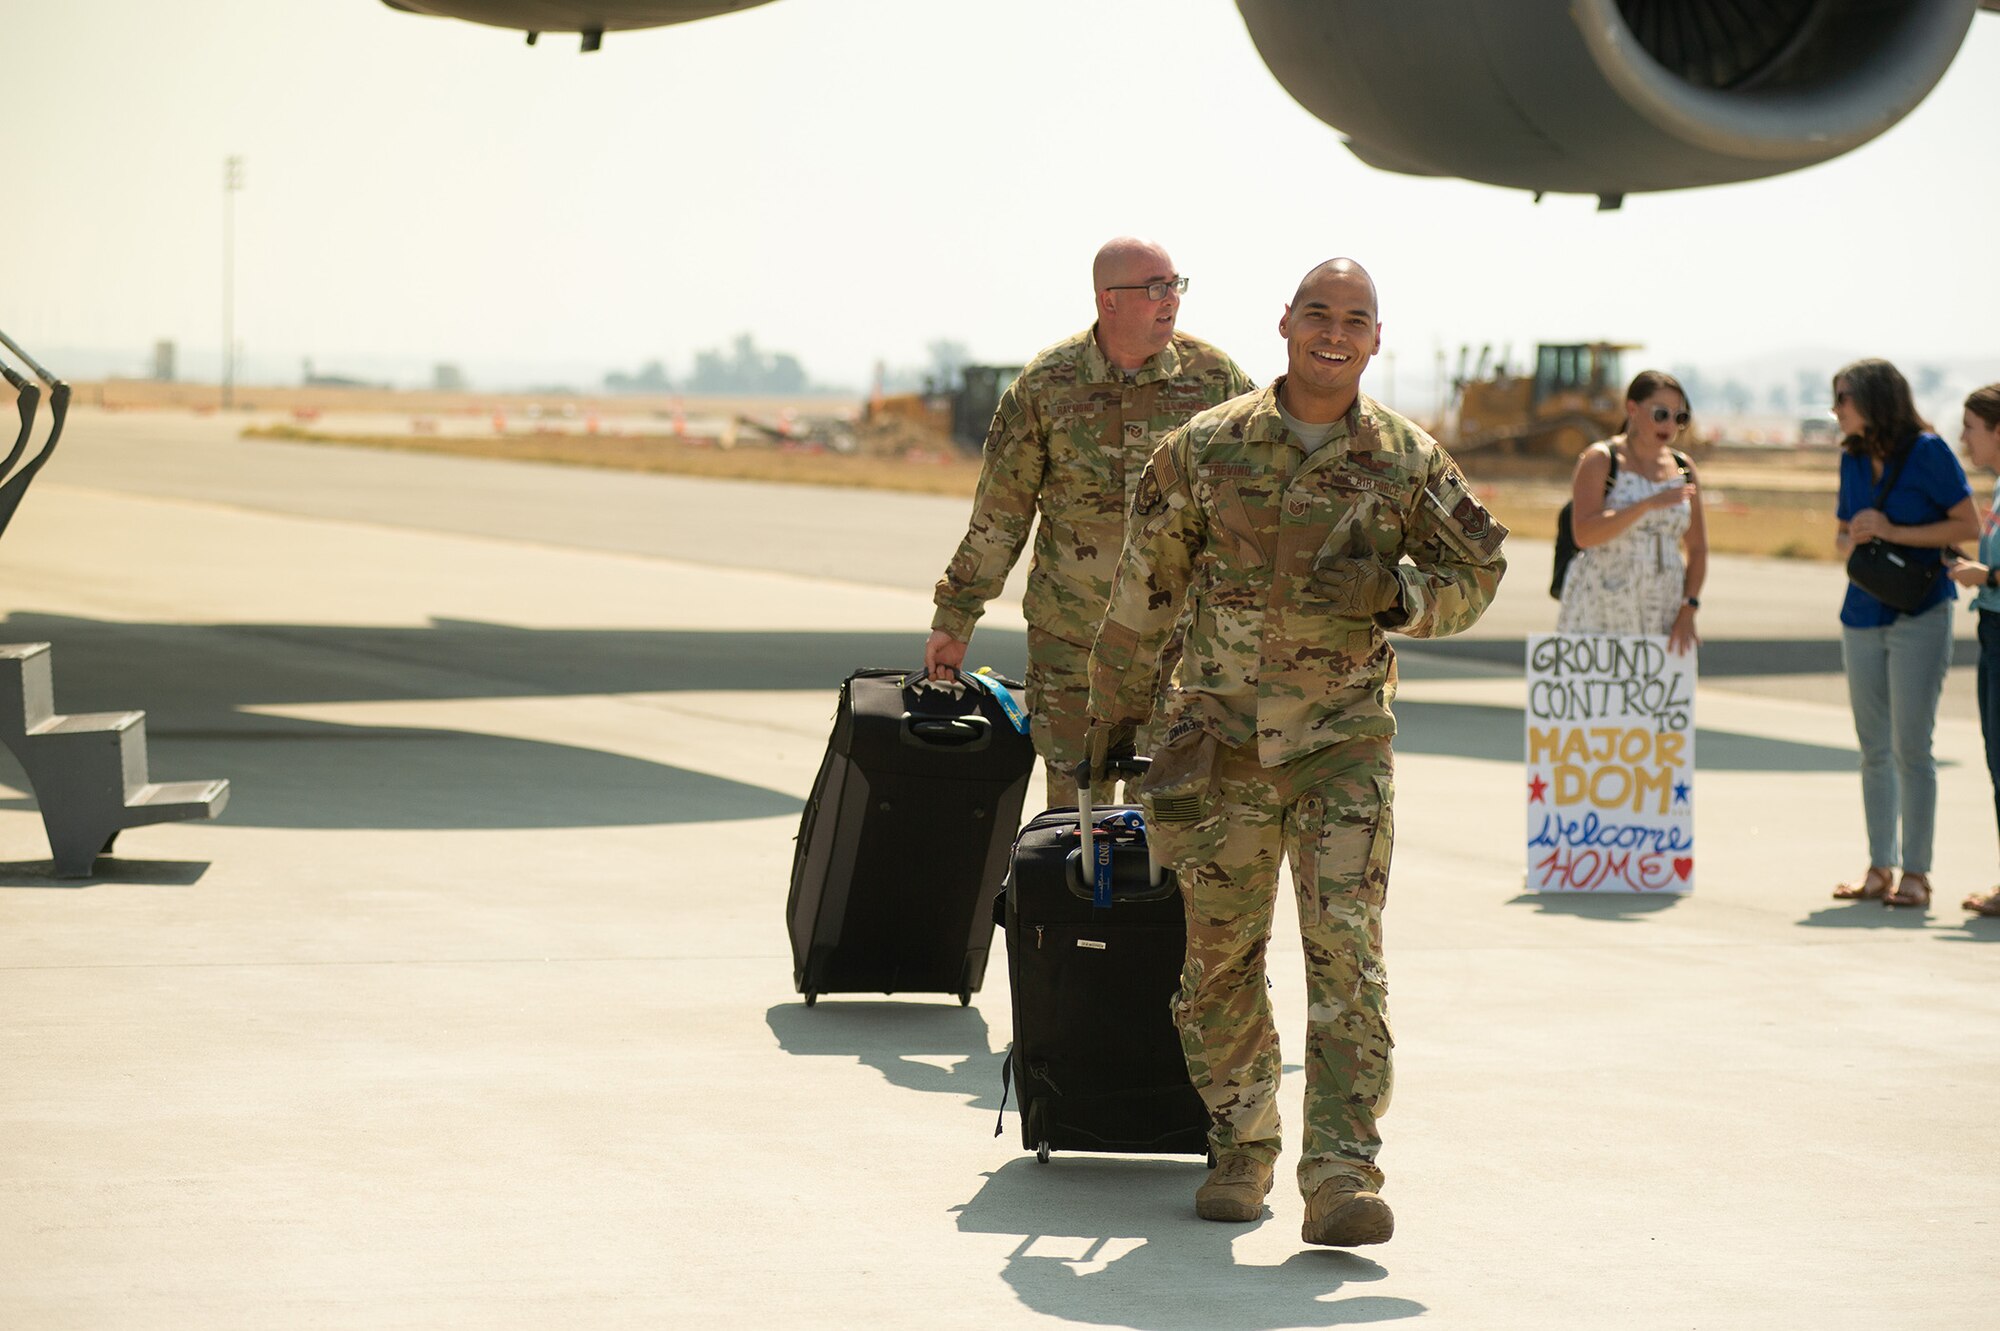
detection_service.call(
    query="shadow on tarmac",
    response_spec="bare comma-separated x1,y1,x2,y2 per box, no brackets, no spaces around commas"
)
764,1001,1309,1116
0,613,821,831
1507,892,1683,920
765,1001,1008,1109
0,722,799,832
0,612,1030,703
953,1158,1424,1328
0,856,211,888
1793,894,2000,932
1795,900,1940,930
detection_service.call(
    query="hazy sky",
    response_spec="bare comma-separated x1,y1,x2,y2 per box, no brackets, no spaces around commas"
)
4,0,1998,398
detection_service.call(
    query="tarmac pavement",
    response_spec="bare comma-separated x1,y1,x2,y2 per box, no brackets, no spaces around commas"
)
1,410,1995,1329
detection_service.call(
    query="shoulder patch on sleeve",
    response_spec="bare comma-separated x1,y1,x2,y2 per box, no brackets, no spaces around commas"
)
1423,468,1507,562
1132,467,1166,518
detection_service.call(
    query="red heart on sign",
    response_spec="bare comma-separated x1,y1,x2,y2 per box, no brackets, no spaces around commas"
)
1672,857,1693,880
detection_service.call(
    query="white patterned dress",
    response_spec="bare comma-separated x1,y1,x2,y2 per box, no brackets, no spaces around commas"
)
1556,462,1691,636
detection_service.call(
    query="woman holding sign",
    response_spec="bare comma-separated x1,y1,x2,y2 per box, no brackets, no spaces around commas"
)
1830,359,1978,910
1950,384,2000,918
1556,370,1708,654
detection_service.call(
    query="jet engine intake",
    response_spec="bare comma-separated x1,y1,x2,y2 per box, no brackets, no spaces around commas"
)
1235,0,1981,200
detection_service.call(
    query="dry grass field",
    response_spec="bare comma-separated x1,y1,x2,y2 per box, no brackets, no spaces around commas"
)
80,380,1852,561
79,378,857,421
240,422,983,496
242,418,1847,560
1480,471,1840,560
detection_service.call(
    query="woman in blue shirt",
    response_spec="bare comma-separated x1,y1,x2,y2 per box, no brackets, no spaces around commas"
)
1950,384,2000,917
1829,359,1979,910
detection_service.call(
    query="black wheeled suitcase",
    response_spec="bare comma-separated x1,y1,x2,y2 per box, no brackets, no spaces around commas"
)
787,667,1035,1007
1000,789,1210,1161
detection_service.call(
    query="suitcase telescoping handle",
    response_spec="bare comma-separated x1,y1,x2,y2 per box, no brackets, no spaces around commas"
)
1074,729,1164,905
902,713,992,748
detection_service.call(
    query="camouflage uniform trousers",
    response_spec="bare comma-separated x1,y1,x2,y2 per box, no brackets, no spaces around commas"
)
1026,626,1115,809
1147,732,1396,1198
1027,625,1175,809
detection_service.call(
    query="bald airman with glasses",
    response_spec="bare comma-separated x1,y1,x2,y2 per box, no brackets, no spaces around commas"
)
925,236,1252,805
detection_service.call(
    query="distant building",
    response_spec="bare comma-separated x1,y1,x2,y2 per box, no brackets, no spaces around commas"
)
433,363,466,392
300,357,378,390
152,340,176,382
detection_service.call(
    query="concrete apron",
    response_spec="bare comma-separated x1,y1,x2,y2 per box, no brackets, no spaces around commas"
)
0,478,1994,1330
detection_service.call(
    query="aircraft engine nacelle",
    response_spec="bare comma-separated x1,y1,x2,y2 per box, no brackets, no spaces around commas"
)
1235,0,1982,203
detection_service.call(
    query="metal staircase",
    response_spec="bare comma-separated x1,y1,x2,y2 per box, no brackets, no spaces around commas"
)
0,642,228,876
0,330,229,875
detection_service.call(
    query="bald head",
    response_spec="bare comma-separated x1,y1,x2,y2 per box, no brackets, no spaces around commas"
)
1293,258,1378,316
1093,236,1174,292
1277,256,1382,422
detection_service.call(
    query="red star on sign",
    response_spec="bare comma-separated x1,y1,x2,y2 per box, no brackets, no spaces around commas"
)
1528,774,1548,802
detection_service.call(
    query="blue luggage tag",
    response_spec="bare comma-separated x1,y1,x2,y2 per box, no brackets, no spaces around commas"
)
970,669,1031,734
1091,811,1144,908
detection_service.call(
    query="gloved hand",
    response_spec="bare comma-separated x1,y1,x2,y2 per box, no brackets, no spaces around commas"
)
1074,720,1139,799
1311,556,1404,618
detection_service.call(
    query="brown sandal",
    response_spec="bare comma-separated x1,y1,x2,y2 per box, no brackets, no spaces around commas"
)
1884,872,1932,909
1962,889,2000,918
1833,866,1894,901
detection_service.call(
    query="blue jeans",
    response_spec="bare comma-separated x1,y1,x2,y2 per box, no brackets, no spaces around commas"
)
1981,610,2000,856
1842,600,1954,873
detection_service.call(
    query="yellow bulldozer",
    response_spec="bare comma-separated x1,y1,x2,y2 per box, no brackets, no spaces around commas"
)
859,364,1023,456
1447,341,1641,457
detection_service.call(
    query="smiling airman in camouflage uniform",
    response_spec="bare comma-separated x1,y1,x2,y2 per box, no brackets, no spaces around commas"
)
926,237,1252,806
1087,259,1506,1247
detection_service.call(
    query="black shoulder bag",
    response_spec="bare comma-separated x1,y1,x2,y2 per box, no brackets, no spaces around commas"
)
1550,446,1617,599
1845,443,1942,614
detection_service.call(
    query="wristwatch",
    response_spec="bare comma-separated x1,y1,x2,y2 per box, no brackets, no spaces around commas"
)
1987,567,1998,590
1683,596,1701,609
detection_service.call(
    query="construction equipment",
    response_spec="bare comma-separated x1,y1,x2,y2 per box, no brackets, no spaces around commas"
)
950,365,1021,450
861,364,1023,456
1447,341,1638,457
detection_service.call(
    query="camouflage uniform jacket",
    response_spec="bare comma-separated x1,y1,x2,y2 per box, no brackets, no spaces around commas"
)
1089,382,1508,767
931,327,1252,647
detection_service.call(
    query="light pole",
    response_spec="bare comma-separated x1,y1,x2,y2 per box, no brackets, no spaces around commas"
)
222,155,243,408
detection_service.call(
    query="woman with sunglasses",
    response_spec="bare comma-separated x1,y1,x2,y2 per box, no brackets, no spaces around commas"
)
1949,384,2000,917
1556,370,1707,654
1830,359,1978,911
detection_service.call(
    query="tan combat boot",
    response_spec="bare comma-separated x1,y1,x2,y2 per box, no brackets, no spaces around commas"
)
1301,1181,1394,1247
1194,1153,1274,1222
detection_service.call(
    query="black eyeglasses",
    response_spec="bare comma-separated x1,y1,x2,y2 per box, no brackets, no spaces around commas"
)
1649,406,1691,427
1105,276,1189,301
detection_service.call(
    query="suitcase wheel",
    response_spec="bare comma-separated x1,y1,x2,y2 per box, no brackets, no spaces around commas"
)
803,992,817,1008
1036,1141,1050,1164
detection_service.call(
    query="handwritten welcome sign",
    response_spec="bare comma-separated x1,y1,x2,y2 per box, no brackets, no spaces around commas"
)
1525,633,1695,893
